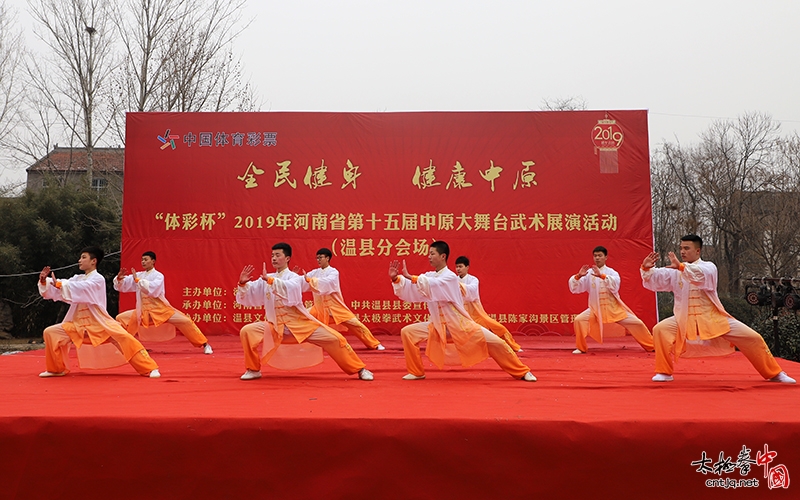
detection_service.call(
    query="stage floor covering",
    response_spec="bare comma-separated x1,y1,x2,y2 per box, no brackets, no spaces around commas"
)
1,334,799,499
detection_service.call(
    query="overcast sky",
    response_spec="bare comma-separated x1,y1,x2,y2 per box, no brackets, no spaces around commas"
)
2,0,799,186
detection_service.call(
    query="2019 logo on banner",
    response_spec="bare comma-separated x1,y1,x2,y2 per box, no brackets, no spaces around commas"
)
592,118,623,174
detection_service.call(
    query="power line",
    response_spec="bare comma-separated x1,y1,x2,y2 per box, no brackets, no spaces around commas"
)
0,250,121,278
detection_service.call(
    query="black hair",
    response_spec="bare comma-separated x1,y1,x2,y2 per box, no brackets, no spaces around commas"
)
455,256,470,266
142,251,157,261
430,241,450,261
593,246,608,256
81,246,104,265
680,234,703,248
316,248,332,259
272,242,292,257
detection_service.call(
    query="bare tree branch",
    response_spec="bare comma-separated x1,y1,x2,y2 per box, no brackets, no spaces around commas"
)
540,96,587,111
0,1,26,184
27,0,119,183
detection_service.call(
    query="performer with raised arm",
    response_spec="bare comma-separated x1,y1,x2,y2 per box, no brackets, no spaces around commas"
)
568,246,654,354
454,256,522,352
236,242,374,381
38,246,160,378
114,251,213,355
302,247,385,350
641,235,794,383
390,241,536,382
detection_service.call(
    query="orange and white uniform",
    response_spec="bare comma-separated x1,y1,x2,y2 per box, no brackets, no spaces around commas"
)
569,265,654,352
303,266,381,349
38,270,158,375
641,259,782,378
459,273,522,352
393,268,530,378
237,268,366,374
114,268,208,347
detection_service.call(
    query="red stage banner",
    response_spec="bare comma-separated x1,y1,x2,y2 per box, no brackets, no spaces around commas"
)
122,111,655,335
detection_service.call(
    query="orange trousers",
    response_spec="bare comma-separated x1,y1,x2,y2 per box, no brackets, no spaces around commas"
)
117,310,208,347
240,322,365,374
400,322,530,378
573,309,654,353
338,317,381,349
43,323,158,375
653,316,782,378
471,314,522,352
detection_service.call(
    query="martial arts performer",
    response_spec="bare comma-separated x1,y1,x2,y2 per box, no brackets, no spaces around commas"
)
642,235,794,383
115,251,213,354
237,242,374,381
302,247,384,350
568,246,654,354
390,241,536,381
38,246,160,378
454,256,522,352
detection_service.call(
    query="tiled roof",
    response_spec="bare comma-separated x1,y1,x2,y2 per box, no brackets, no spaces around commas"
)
26,147,124,173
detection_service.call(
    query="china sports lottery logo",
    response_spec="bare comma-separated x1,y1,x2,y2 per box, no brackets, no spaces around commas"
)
157,129,179,150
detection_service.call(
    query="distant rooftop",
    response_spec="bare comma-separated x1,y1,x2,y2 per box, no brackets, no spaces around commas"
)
26,147,124,173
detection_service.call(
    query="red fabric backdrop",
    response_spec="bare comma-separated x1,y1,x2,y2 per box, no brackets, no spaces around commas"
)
122,111,655,335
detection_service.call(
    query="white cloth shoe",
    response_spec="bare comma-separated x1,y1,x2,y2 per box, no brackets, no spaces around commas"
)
358,368,374,381
39,371,66,378
652,373,674,382
375,344,386,351
402,373,425,380
149,369,161,378
572,349,585,355
203,343,213,355
522,372,537,382
769,371,796,384
240,369,262,380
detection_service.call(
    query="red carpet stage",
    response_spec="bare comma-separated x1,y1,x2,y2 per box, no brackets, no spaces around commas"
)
1,334,798,499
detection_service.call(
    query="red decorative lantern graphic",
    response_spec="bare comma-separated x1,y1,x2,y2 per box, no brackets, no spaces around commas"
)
592,118,624,174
